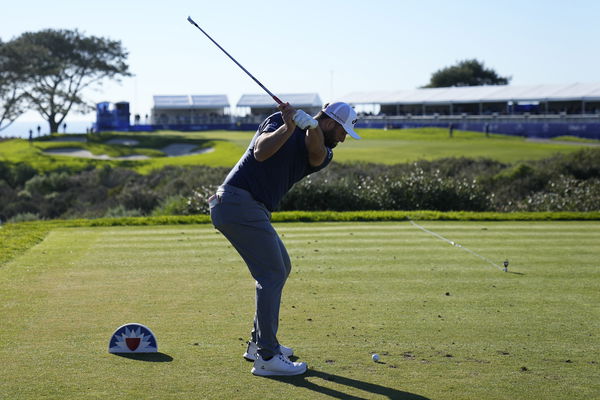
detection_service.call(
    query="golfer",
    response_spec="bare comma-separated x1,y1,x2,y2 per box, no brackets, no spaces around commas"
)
209,101,360,376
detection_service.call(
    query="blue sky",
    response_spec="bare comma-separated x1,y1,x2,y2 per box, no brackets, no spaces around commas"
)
2,0,599,123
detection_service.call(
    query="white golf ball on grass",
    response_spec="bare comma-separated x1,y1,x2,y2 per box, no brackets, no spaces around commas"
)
372,353,380,362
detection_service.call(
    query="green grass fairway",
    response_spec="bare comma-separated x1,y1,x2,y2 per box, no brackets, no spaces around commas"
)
1,128,596,173
1,221,599,399
331,128,596,164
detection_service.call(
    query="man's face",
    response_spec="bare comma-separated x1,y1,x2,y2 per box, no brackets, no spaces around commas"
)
322,122,347,148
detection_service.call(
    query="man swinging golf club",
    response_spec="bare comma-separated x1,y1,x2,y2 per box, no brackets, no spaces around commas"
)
209,101,360,376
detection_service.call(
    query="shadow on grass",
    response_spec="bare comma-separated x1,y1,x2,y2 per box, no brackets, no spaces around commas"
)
265,368,430,400
112,352,173,362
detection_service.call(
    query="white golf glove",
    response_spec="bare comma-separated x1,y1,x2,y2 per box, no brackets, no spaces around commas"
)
293,110,318,130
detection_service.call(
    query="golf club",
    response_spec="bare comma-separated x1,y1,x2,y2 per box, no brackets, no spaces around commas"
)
186,16,283,105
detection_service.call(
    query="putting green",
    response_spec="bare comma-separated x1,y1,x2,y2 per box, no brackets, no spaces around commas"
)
1,221,598,399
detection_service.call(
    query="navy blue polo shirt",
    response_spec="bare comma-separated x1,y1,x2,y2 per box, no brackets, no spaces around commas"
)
223,112,333,211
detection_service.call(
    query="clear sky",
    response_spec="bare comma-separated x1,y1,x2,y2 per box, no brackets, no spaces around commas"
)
2,0,599,123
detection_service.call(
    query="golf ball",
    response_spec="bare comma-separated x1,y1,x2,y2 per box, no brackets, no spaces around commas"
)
372,354,380,362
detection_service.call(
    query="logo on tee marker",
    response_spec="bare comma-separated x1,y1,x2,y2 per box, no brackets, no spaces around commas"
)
108,323,158,353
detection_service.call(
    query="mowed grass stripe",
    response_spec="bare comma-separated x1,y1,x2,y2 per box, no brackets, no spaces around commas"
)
68,222,598,273
27,223,600,275
284,222,598,272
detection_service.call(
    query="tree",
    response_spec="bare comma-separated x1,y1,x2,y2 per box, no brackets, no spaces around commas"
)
423,59,511,88
0,39,30,132
11,29,131,133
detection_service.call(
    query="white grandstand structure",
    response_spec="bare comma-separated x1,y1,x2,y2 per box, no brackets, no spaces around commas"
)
151,95,231,125
341,82,600,117
236,93,322,124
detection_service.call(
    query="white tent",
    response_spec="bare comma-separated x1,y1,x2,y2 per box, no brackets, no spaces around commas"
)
237,93,322,108
236,93,323,116
151,95,231,125
341,83,600,105
153,95,229,109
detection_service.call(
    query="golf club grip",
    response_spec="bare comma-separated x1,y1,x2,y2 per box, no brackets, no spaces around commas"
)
187,16,284,106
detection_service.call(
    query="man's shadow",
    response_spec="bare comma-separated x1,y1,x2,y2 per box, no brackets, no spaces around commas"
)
112,352,173,362
266,368,431,400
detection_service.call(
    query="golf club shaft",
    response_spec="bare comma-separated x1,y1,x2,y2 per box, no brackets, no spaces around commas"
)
187,16,283,105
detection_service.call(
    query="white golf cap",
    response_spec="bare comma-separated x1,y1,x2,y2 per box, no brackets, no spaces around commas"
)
322,102,361,140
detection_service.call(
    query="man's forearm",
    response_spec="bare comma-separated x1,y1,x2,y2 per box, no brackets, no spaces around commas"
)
253,125,294,162
305,127,327,167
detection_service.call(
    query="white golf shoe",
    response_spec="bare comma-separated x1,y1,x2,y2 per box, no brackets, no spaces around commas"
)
243,341,294,361
251,354,307,376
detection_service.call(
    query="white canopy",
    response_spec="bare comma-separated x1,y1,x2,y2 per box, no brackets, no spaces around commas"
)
340,83,600,105
237,93,322,108
153,95,229,109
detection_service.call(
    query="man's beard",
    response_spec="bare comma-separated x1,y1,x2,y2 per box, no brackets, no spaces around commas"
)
323,129,337,148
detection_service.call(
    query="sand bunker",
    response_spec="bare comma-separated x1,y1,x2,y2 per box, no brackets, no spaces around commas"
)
161,143,214,156
105,138,140,146
43,143,214,160
44,148,149,160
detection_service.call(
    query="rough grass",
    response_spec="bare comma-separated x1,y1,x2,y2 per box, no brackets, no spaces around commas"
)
0,128,595,173
1,221,599,399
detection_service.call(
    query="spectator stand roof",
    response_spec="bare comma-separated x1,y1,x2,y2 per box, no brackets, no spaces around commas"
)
237,93,322,108
341,83,600,105
153,95,230,109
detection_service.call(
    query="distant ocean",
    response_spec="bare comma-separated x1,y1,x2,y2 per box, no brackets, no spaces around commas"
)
0,121,95,139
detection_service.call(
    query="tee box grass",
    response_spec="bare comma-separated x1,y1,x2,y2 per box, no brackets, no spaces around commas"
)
1,221,598,399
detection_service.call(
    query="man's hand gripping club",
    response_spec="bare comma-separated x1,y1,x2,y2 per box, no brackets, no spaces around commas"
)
293,110,318,130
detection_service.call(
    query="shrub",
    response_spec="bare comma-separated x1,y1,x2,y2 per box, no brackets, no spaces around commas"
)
103,205,143,218
7,212,40,223
98,165,137,188
117,184,159,214
24,172,72,195
0,149,598,219
186,185,219,215
536,148,600,180
511,176,600,212
152,195,189,216
11,163,37,187
281,164,490,211
387,169,489,211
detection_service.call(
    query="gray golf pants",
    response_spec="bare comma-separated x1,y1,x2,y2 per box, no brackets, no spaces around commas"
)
209,184,291,359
